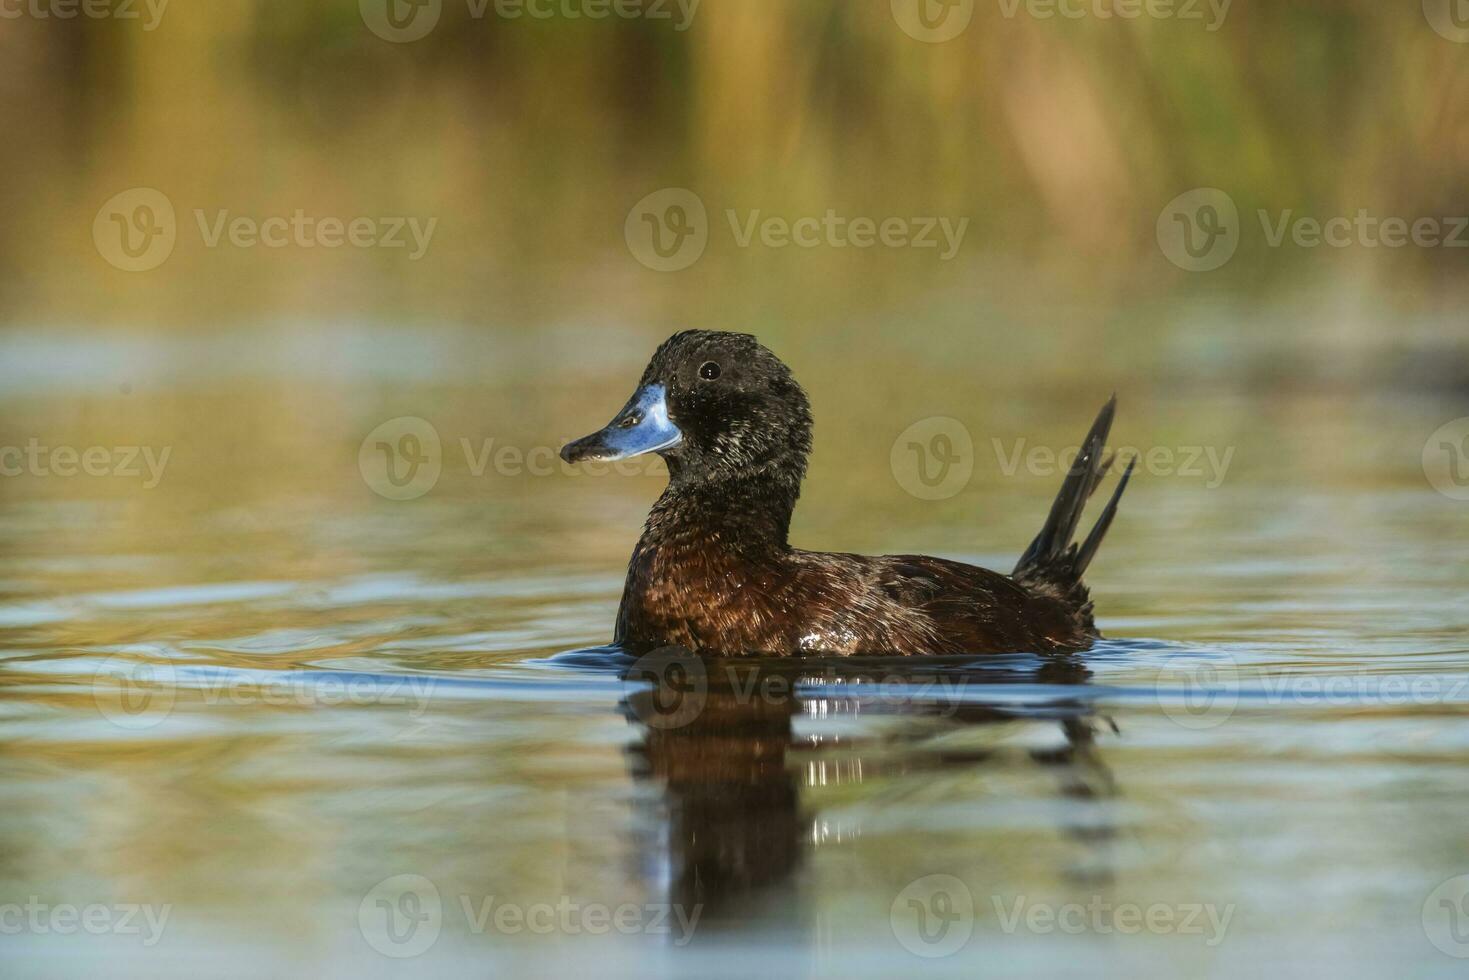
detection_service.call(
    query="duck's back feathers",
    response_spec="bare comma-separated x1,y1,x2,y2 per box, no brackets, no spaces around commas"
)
793,550,1099,655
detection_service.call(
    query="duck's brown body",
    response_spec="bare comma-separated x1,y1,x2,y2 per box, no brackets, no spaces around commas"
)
617,537,1094,656
613,471,1106,657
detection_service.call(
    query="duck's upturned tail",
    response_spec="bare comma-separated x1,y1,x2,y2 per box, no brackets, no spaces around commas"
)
1012,396,1135,621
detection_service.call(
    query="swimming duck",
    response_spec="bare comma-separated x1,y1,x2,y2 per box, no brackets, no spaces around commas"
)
560,330,1134,656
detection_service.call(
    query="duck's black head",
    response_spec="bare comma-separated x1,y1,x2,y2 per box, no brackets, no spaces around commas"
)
561,330,813,491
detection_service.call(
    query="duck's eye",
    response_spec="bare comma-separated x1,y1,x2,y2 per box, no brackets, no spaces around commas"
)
698,361,722,381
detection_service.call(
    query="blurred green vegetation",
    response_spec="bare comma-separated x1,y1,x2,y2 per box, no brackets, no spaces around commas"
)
0,0,1465,377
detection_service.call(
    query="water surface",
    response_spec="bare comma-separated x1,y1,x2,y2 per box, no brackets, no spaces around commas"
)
2,330,1467,978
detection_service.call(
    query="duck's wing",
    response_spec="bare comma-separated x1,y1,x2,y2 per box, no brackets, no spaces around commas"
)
788,550,1092,655
876,554,1092,653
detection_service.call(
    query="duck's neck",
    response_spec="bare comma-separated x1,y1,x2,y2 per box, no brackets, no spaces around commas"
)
644,471,801,552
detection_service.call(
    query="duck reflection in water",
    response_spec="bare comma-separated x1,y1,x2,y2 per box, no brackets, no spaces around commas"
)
618,649,1119,937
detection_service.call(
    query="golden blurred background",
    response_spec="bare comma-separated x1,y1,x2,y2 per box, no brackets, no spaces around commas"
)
4,1,1467,327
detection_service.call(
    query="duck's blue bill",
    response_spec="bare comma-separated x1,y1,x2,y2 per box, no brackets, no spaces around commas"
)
560,383,683,464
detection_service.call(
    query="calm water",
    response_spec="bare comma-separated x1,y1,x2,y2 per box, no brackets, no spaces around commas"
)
3,328,1469,978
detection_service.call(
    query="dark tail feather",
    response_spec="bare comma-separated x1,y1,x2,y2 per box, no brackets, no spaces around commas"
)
1073,455,1135,577
1013,397,1133,598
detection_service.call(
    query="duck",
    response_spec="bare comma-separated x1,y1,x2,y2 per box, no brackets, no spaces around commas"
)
560,330,1134,656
